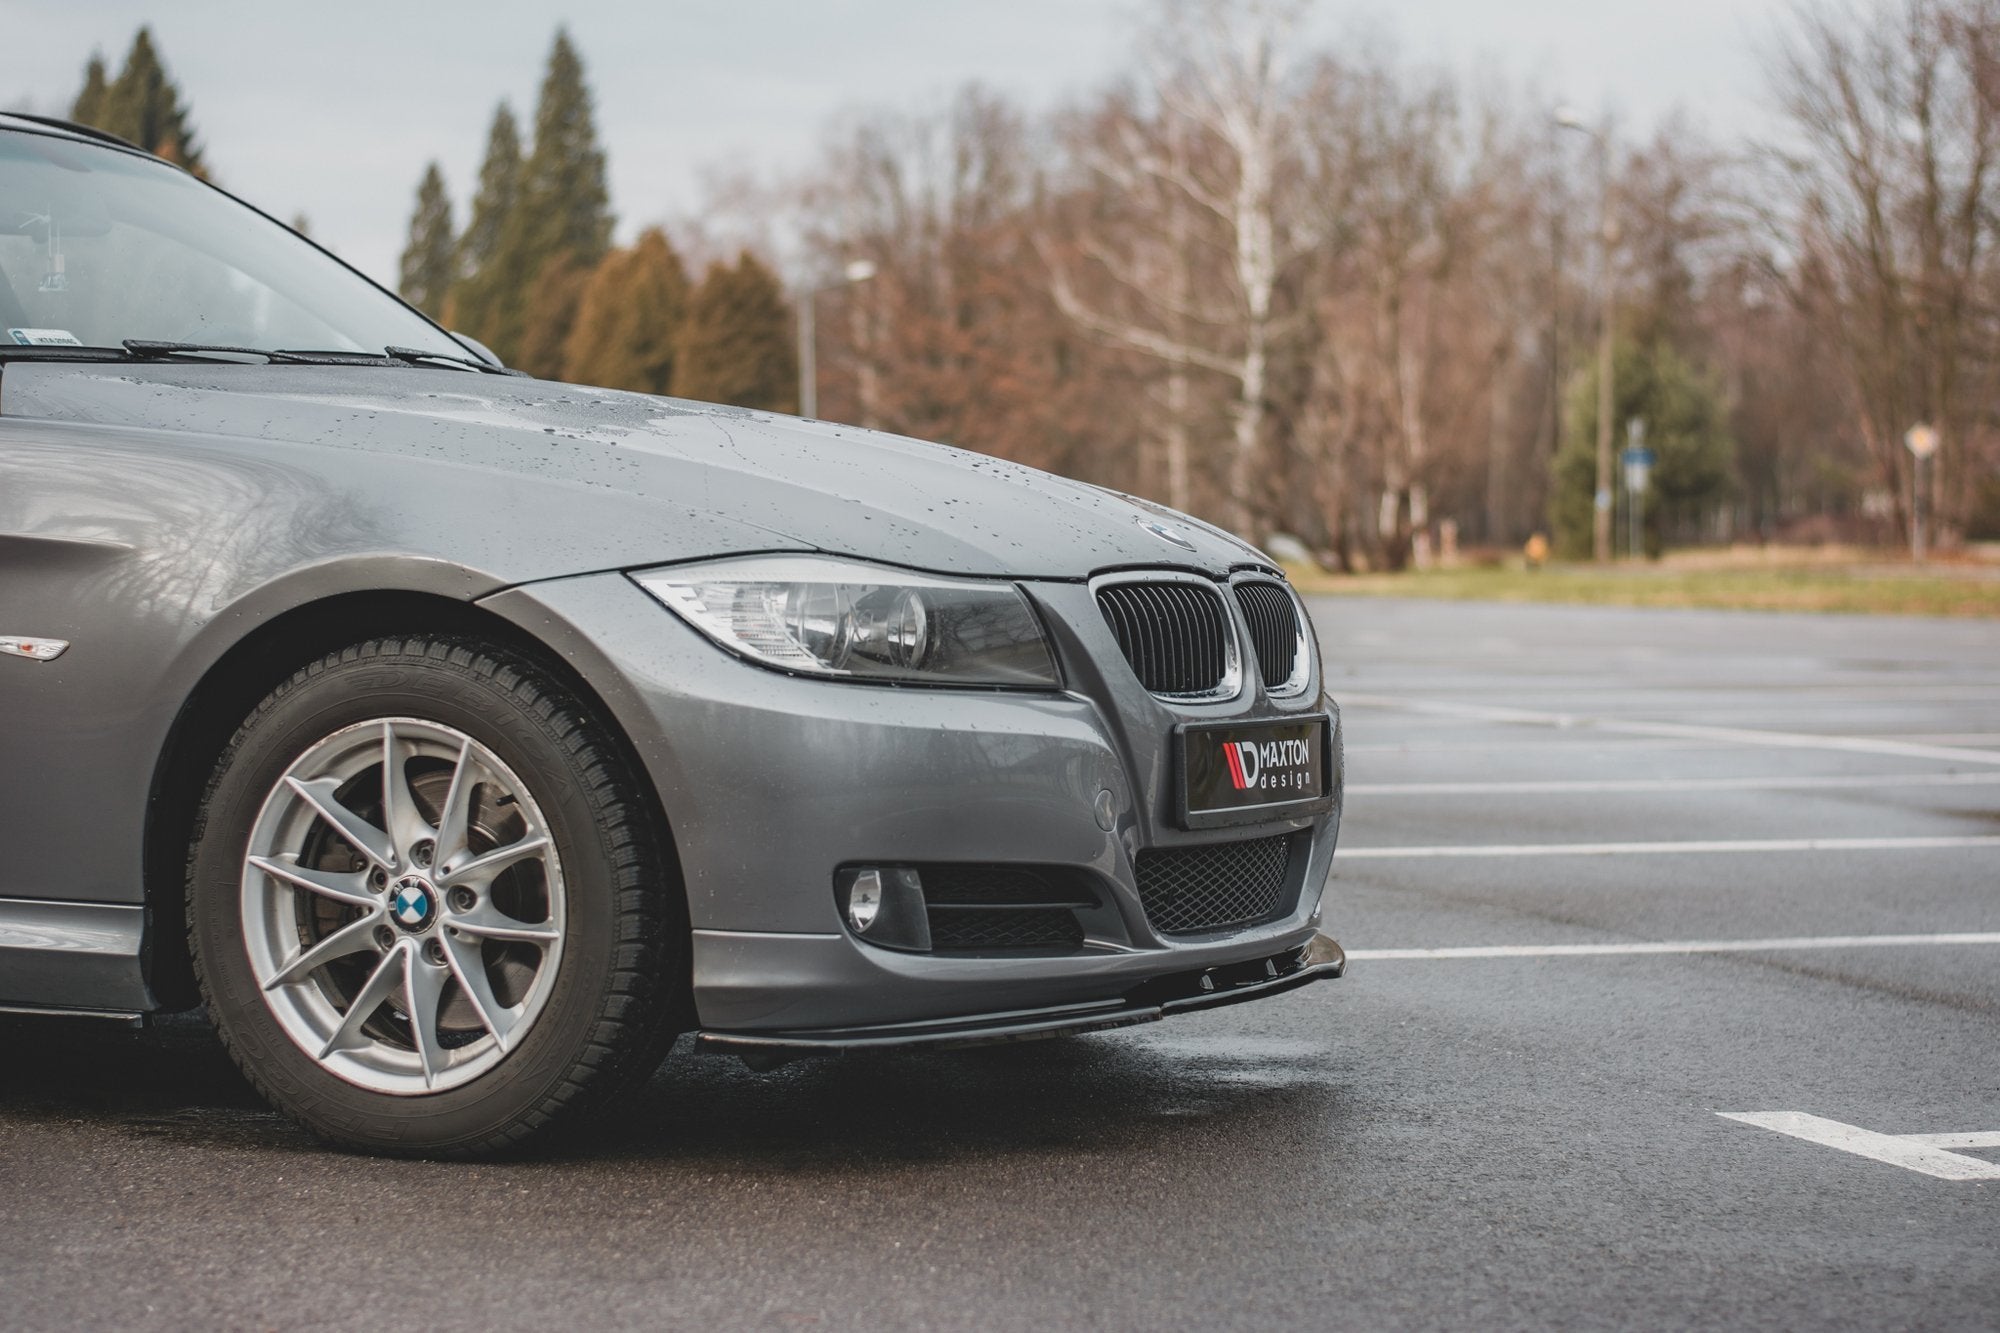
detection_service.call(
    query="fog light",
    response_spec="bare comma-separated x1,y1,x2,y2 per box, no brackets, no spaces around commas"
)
834,865,932,951
847,868,885,932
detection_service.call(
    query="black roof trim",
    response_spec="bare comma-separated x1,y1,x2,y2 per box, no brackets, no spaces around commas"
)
0,113,151,156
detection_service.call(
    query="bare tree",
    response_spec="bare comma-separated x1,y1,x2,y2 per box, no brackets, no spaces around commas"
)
1044,0,1311,537
721,0,1973,565
1767,0,2000,541
795,89,1116,480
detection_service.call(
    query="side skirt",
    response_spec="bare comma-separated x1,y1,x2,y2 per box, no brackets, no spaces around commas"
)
0,897,152,1012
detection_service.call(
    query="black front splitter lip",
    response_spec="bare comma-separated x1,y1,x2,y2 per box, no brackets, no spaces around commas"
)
694,932,1344,1067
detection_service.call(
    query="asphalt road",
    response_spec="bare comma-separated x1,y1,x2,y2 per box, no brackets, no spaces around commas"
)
4,598,1998,1330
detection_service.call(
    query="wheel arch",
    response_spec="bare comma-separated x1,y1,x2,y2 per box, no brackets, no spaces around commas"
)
142,588,688,1011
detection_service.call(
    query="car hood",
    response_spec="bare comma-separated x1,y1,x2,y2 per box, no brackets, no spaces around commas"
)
1,363,1268,579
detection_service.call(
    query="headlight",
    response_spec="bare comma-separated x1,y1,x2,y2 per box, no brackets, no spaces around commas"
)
631,555,1060,687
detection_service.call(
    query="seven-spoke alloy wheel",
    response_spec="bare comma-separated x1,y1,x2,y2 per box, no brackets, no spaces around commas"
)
188,635,682,1157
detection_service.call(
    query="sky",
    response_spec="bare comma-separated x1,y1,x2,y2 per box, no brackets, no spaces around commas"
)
1,1,1793,290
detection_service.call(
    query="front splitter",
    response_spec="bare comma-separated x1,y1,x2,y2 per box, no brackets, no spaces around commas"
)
694,932,1345,1067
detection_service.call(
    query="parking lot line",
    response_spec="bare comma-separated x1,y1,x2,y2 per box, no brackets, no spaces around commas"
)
1339,835,2000,859
1347,772,2000,796
1345,738,1720,754
1346,932,2000,961
1903,1132,2000,1148
1717,1112,2000,1181
1338,692,2000,766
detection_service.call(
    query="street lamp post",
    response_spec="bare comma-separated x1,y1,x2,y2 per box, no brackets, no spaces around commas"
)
1905,423,1938,563
797,259,877,420
1557,107,1616,565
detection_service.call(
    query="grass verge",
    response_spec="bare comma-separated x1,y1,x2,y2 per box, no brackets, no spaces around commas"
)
1286,562,2000,618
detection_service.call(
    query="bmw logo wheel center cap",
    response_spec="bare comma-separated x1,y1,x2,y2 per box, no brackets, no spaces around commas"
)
389,876,437,931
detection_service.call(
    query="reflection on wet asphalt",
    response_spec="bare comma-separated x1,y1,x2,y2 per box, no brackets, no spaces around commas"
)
0,1013,1350,1164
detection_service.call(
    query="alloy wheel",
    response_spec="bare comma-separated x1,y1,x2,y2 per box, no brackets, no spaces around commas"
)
239,717,566,1094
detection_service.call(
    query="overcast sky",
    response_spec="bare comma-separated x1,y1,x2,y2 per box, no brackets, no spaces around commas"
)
2,1,1790,288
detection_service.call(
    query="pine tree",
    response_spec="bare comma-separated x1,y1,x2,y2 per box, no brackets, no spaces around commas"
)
466,30,614,363
672,253,799,412
458,104,521,278
563,228,690,393
513,251,591,380
513,29,614,266
448,103,523,353
1552,339,1733,559
412,31,614,364
94,28,205,174
71,54,109,127
399,163,457,319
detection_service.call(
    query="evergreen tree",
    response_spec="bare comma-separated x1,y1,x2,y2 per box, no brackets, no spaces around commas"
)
513,29,614,266
71,54,109,127
563,228,690,393
93,28,205,174
672,253,799,412
448,103,523,352
470,30,614,363
426,31,612,364
458,103,521,278
398,162,457,319
513,251,591,380
1552,340,1734,558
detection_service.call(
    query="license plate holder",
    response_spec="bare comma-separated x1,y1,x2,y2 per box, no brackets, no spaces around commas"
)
1174,715,1332,830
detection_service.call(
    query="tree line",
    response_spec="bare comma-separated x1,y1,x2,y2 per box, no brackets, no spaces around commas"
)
63,28,798,413
395,31,797,408
62,5,2000,561
778,0,2000,561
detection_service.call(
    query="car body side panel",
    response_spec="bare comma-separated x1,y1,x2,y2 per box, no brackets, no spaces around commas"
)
0,359,1316,1025
0,410,806,917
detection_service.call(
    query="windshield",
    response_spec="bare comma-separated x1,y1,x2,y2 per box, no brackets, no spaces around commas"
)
0,130,464,358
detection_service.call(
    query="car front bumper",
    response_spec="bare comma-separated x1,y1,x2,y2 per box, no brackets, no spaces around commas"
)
480,569,1344,1039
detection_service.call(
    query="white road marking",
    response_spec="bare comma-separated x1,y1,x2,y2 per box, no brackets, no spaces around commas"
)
1337,691,2000,767
1339,835,2000,860
1903,1131,2000,1149
1345,739,1719,754
1347,772,2000,796
1347,933,2000,961
1717,1112,2000,1181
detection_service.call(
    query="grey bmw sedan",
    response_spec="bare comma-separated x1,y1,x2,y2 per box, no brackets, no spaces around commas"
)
0,114,1344,1156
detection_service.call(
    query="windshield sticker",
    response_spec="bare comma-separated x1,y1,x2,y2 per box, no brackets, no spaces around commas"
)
7,328,83,347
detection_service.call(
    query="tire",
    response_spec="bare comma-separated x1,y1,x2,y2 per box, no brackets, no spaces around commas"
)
187,634,682,1157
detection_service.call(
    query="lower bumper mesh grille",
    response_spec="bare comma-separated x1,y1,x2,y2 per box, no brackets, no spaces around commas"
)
918,864,1096,952
1134,834,1294,935
928,907,1084,951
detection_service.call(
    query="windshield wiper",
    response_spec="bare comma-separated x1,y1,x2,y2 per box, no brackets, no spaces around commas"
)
0,344,133,362
122,339,384,366
0,339,523,375
384,345,523,376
